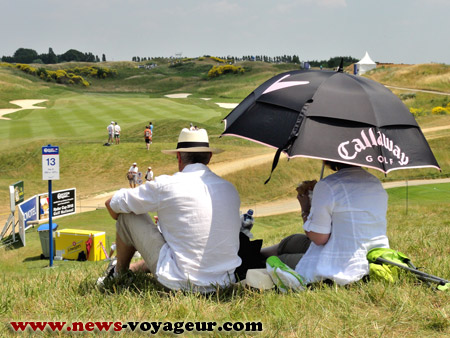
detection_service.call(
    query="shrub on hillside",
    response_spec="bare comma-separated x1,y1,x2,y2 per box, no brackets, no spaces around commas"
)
15,64,37,75
431,106,449,115
0,63,119,86
409,108,426,117
66,66,117,79
399,93,416,100
208,65,244,78
15,64,91,87
211,56,226,63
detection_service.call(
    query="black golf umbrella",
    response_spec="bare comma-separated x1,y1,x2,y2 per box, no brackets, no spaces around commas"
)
222,69,440,181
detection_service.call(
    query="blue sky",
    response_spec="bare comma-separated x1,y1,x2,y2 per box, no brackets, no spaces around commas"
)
1,0,449,64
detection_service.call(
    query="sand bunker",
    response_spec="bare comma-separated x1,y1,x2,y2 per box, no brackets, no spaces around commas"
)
0,99,48,120
164,93,191,98
215,103,239,109
163,94,238,109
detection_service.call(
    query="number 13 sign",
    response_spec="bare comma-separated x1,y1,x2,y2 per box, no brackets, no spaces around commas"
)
42,146,60,180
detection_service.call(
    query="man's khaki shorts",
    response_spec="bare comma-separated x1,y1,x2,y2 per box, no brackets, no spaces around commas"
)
116,213,166,274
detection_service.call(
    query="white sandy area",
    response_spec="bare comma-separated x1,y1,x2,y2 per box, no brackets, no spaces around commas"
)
0,99,48,120
163,93,238,109
164,93,191,98
216,103,239,109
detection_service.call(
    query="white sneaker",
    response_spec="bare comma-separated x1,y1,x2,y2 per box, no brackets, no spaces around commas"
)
96,258,118,286
266,256,306,292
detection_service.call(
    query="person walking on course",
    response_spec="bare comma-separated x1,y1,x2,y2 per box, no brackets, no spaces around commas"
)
127,163,139,188
149,122,153,135
99,128,242,292
107,121,114,144
114,122,121,145
145,167,153,181
144,125,152,150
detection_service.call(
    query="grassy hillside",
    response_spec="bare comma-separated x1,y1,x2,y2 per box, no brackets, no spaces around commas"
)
0,185,448,337
0,61,449,215
365,63,450,93
0,59,449,337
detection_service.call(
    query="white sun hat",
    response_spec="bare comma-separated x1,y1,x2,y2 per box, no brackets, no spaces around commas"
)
162,128,223,154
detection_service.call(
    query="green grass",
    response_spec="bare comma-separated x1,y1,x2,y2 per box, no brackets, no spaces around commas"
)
0,60,449,336
366,63,450,93
0,186,449,337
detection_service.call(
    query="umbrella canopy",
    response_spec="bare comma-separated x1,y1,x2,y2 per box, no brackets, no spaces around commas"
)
222,69,440,177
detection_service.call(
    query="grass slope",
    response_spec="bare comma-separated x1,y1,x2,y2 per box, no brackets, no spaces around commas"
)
0,60,449,337
0,62,449,213
0,185,449,337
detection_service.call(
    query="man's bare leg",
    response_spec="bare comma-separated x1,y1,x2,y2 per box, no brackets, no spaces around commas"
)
130,260,151,273
115,232,137,274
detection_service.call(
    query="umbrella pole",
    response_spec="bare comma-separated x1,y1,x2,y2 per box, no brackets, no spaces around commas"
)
320,162,325,180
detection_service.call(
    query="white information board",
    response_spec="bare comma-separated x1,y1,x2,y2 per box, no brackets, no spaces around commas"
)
42,146,60,180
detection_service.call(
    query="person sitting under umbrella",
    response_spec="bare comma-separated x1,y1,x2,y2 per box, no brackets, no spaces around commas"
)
261,161,390,286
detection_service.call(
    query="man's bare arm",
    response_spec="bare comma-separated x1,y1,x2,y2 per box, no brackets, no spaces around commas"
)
105,197,119,220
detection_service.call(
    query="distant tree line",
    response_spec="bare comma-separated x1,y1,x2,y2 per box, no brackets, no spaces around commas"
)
307,56,358,69
131,55,357,68
1,48,107,64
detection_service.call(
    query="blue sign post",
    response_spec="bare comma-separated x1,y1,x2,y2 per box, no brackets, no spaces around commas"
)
42,145,59,267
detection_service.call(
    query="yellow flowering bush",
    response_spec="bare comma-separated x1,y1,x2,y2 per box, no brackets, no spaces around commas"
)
410,108,423,117
0,63,115,86
211,56,226,63
431,106,449,115
15,64,37,75
208,65,244,78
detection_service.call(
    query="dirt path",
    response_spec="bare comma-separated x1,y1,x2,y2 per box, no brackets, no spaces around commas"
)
75,152,450,218
242,178,450,217
385,86,450,96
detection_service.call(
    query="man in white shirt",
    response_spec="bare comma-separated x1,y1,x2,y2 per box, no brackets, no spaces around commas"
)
114,122,121,145
127,163,138,188
107,121,114,144
144,167,153,181
100,128,242,292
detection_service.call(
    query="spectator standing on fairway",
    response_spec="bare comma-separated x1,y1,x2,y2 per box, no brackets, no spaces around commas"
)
99,128,242,292
144,125,152,150
145,167,154,181
107,121,114,144
127,163,139,188
114,122,121,145
149,122,154,136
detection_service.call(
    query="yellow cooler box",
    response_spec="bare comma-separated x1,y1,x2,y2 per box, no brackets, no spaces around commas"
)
55,229,107,261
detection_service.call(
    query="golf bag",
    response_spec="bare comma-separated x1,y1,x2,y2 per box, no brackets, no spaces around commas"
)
367,248,449,291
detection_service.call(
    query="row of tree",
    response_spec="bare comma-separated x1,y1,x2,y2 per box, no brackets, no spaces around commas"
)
1,48,107,64
308,56,359,69
131,55,357,68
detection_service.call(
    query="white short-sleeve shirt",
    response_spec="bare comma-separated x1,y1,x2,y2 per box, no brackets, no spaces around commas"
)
295,167,389,285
